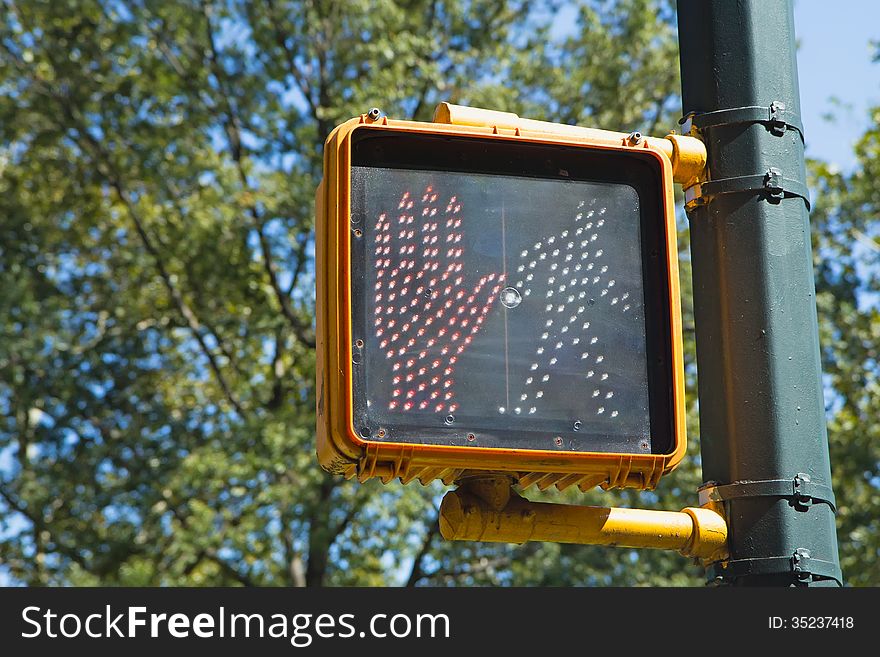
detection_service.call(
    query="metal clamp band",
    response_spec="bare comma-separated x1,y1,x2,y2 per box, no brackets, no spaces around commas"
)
686,167,811,210
700,473,836,512
683,102,804,141
710,549,842,586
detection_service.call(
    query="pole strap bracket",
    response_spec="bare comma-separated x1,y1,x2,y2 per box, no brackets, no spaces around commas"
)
699,473,836,512
710,548,843,586
681,101,804,141
685,167,811,211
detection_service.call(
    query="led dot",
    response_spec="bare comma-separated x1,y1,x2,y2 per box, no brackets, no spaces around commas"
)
623,304,631,312
587,370,594,377
550,263,558,271
592,390,600,397
548,236,555,244
499,406,506,414
561,326,569,333
606,391,614,399
537,347,544,354
541,332,549,340
549,357,557,365
600,289,608,297
591,337,598,344
611,297,619,305
536,391,544,398
601,373,608,381
597,406,605,414
517,265,525,273
556,305,565,312
572,337,580,345
526,377,534,384
546,319,553,327
596,249,603,257
599,208,606,215
596,355,604,363
622,292,630,300
520,394,528,401
526,273,534,281
529,407,537,414
555,341,563,349
530,363,539,370
583,322,590,329
545,304,553,312
514,407,522,414
542,374,550,382
581,353,589,360
539,253,547,260
520,250,528,257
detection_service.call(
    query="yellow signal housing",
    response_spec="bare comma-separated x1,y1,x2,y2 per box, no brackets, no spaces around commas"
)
316,105,691,493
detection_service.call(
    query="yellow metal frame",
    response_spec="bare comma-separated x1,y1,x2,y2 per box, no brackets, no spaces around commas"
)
316,104,698,492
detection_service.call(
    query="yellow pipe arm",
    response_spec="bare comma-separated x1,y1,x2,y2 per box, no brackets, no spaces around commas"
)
433,102,706,188
439,486,728,563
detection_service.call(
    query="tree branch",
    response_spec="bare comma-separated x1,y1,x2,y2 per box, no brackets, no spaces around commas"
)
0,34,247,418
405,513,439,587
264,0,319,118
201,1,316,348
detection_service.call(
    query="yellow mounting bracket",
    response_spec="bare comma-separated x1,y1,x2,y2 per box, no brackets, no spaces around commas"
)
433,102,707,189
439,474,729,564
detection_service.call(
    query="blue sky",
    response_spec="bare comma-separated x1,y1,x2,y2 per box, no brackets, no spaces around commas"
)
795,0,880,170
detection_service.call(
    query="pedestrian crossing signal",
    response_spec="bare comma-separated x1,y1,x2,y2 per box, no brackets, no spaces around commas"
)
316,107,686,493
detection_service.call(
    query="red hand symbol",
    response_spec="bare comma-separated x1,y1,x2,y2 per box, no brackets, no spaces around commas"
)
371,185,505,413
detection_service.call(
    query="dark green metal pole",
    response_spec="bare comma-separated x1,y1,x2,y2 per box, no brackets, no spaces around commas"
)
677,0,841,586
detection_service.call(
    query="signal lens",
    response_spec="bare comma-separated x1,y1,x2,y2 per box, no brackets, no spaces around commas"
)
351,166,652,454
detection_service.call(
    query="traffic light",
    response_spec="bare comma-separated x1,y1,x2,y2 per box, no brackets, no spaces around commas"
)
316,105,687,492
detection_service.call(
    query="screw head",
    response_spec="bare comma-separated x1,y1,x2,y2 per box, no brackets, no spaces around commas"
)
500,286,522,308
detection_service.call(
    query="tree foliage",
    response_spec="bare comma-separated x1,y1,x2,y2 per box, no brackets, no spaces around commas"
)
808,108,880,587
0,0,874,586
